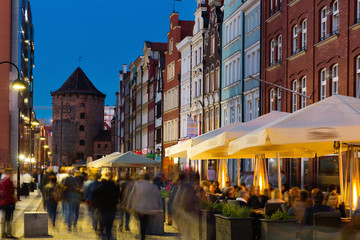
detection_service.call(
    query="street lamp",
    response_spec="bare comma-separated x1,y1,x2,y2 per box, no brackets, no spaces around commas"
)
1,61,26,201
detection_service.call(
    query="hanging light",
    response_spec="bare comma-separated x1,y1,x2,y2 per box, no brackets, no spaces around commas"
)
11,78,26,90
31,118,40,126
40,135,46,141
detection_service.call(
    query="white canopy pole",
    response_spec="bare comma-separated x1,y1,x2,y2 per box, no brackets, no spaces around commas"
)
277,153,281,189
338,146,344,203
237,159,241,186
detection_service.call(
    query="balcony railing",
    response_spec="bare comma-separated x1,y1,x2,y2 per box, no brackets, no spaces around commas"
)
320,29,339,42
291,46,307,56
269,59,281,67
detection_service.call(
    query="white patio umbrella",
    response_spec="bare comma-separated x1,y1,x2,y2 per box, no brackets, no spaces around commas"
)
88,151,160,168
228,95,360,204
187,111,290,160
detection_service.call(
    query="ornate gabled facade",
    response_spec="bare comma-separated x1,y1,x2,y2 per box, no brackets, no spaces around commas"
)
191,0,209,136
203,0,223,133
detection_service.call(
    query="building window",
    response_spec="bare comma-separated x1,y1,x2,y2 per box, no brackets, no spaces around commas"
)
277,35,282,62
277,88,281,111
80,103,84,107
210,71,214,92
332,64,339,95
270,89,275,111
247,100,253,121
332,1,339,32
292,80,298,112
105,144,108,148
357,56,360,98
80,140,85,146
292,25,298,54
302,19,307,49
237,104,241,122
270,39,275,65
224,109,228,126
216,67,220,90
205,74,209,94
321,7,327,40
211,35,215,55
301,77,307,109
357,0,360,23
320,68,327,100
97,144,101,148
80,113,85,119
169,38,173,54
230,107,235,124
79,125,85,131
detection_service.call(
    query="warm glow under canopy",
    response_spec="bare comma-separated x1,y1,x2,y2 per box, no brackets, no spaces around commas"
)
188,111,290,160
228,95,360,157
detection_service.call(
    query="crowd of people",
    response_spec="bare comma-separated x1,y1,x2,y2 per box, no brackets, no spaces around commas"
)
0,166,359,239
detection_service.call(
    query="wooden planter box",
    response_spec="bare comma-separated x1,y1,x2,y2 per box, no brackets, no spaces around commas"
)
260,219,297,240
201,209,221,240
215,214,254,240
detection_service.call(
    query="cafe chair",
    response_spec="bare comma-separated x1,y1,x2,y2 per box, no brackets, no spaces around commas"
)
313,212,341,240
264,203,287,216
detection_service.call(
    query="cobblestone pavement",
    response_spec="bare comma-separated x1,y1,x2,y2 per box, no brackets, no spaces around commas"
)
18,203,181,240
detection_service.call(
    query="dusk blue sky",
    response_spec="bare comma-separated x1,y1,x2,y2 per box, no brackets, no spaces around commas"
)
31,0,196,120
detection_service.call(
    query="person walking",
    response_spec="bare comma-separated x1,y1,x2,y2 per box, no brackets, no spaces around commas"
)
62,168,82,231
93,173,119,240
44,175,59,226
129,173,162,240
0,168,17,238
22,170,32,198
83,173,100,231
118,174,131,232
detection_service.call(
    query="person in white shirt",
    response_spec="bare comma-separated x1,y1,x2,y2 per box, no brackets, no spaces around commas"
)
267,189,285,203
236,190,250,207
22,170,32,197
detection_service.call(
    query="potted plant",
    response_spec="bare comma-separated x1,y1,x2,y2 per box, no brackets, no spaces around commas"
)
215,203,254,240
261,209,296,240
200,200,223,240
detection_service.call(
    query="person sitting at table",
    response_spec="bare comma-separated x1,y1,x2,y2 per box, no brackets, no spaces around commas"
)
214,186,236,203
236,190,250,207
210,181,222,195
267,189,285,203
304,191,333,226
262,188,271,199
288,190,311,225
326,192,346,218
247,187,268,209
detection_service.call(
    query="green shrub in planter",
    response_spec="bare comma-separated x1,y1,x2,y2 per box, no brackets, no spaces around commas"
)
215,204,254,240
200,200,224,212
261,210,296,240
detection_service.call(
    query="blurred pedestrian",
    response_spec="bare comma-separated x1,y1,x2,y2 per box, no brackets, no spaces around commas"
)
62,168,82,231
130,173,162,240
93,173,119,240
44,175,59,226
118,174,131,231
0,168,17,238
22,170,32,197
84,173,100,231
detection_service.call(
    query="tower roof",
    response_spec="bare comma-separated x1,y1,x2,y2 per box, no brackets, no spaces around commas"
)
51,67,106,98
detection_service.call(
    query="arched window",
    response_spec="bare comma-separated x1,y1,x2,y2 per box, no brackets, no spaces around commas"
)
79,125,85,131
357,56,360,98
331,64,339,95
301,76,307,108
302,19,307,49
320,68,327,100
80,113,85,119
277,35,282,62
332,1,339,32
321,7,327,40
270,89,275,111
292,80,298,112
292,25,298,54
80,140,85,146
270,39,275,65
277,88,282,111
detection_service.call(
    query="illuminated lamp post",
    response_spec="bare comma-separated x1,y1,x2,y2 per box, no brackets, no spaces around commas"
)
1,61,27,201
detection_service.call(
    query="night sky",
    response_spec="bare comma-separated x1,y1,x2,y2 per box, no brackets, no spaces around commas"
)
31,0,196,120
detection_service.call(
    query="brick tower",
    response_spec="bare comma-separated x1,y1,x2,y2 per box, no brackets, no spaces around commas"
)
51,67,105,166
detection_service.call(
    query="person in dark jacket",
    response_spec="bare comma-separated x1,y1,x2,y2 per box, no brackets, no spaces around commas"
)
0,168,17,238
247,187,268,209
304,191,334,226
118,174,131,231
44,175,58,226
93,174,119,240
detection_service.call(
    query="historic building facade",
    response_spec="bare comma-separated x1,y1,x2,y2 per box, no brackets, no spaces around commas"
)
51,67,105,166
221,0,243,127
163,12,194,175
262,0,360,189
203,0,223,133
